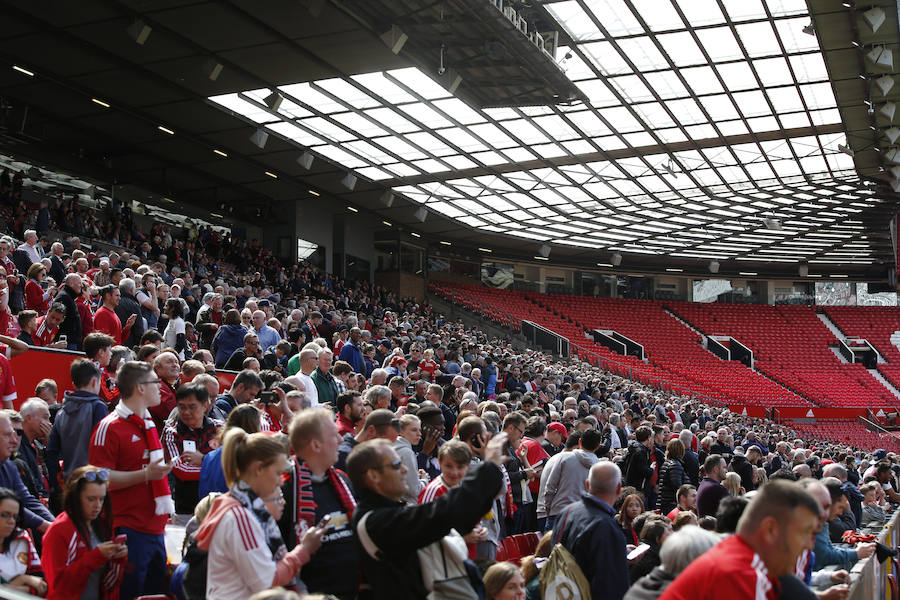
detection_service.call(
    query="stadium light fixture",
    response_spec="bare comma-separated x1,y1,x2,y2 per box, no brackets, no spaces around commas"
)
297,151,314,170
798,263,809,277
157,125,175,135
380,191,395,207
414,207,428,222
709,260,720,273
885,147,900,163
264,91,284,112
249,129,269,149
876,75,895,95
880,101,896,121
838,143,855,156
538,244,551,258
11,65,33,77
206,59,224,81
863,6,886,33
802,23,815,36
127,20,152,45
341,173,357,191
887,128,900,144
611,253,622,266
868,46,894,69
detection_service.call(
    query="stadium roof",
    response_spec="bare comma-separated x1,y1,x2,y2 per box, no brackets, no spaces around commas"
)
0,0,898,277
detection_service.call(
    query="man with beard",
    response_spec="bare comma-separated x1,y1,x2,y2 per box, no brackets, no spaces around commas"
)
335,391,363,436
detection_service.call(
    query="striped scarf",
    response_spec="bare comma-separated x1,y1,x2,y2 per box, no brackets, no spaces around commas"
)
293,456,356,539
114,402,174,515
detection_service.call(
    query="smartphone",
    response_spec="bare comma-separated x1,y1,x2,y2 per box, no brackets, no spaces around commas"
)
470,435,482,449
114,534,127,545
316,514,332,529
627,543,650,561
183,440,197,453
260,391,277,404
58,334,67,344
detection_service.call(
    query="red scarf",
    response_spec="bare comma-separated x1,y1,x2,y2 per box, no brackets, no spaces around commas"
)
292,457,356,539
116,403,174,515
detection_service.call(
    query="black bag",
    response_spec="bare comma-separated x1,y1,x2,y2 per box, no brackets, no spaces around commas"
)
181,538,208,600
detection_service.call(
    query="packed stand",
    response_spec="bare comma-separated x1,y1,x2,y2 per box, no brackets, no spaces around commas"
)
0,215,893,600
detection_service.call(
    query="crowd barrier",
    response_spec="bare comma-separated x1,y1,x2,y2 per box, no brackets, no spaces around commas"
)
848,506,899,600
8,346,237,408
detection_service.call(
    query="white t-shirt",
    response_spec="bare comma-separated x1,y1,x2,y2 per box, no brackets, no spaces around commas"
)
0,531,39,581
298,372,319,407
164,316,186,360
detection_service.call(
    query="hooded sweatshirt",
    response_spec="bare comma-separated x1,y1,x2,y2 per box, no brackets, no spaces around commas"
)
46,390,109,486
196,493,310,600
212,324,248,368
537,449,599,519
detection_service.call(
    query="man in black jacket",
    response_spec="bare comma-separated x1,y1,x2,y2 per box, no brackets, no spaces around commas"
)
348,431,507,600
624,426,655,503
115,278,145,348
553,461,628,600
53,273,82,350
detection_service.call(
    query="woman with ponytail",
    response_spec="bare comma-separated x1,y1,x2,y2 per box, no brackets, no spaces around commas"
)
194,429,325,599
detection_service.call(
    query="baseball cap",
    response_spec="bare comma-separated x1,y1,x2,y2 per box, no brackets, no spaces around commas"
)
547,422,567,439
364,409,400,430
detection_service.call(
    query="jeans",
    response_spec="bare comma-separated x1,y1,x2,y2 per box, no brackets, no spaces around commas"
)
117,527,167,600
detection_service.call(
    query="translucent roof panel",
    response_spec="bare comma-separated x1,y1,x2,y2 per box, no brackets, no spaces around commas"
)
207,0,878,263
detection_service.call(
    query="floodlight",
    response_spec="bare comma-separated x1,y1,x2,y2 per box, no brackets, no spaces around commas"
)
868,46,894,69
380,25,408,54
297,151,314,170
763,218,782,230
414,207,428,222
838,143,855,156
380,191,395,207
889,165,900,179
876,75,895,95
880,101,896,121
341,173,357,191
264,91,284,112
249,129,269,149
886,147,900,163
709,260,720,274
611,253,622,267
802,23,815,36
538,244,551,258
798,263,809,278
206,59,224,81
887,128,900,144
892,179,900,194
863,6,886,33
127,20,152,45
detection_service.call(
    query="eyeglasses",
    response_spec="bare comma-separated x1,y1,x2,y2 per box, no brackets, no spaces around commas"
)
82,469,109,483
0,512,16,522
372,459,403,472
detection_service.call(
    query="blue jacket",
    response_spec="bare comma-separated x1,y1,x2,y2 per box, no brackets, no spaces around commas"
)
45,390,108,487
813,524,856,570
198,448,227,499
0,459,53,529
842,481,863,527
338,341,364,374
211,324,247,368
553,494,628,600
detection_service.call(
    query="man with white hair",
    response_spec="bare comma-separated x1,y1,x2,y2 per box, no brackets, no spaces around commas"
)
251,309,280,353
115,277,145,348
48,241,65,283
18,398,51,501
295,348,320,407
17,230,41,265
53,273,83,350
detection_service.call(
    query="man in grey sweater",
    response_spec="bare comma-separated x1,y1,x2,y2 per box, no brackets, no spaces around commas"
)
538,428,604,531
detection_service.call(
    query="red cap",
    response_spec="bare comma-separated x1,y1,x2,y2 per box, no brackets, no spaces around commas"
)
547,422,567,439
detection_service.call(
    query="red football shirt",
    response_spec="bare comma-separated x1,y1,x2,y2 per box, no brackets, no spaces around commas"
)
32,316,58,347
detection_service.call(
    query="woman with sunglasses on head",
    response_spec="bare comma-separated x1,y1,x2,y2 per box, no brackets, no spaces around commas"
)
0,486,45,595
194,429,325,600
41,466,126,599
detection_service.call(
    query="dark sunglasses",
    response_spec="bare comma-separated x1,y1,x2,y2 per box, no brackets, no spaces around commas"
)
82,469,110,483
372,458,403,472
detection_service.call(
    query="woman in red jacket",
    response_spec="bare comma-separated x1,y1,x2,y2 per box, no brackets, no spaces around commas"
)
24,263,52,314
41,466,127,599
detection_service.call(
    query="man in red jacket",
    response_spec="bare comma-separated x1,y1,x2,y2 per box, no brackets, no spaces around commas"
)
660,480,820,600
93,284,136,345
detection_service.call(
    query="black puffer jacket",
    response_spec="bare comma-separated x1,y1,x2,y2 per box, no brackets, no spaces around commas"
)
658,458,688,512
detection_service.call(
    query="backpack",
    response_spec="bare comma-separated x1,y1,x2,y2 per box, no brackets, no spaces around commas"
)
181,537,208,600
356,511,484,600
539,544,592,600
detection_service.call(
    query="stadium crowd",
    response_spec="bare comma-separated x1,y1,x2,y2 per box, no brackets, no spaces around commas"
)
0,196,892,600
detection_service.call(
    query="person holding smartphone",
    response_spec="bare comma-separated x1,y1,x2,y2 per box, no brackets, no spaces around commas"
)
42,466,128,599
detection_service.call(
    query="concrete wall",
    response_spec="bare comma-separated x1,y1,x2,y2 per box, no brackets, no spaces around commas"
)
375,272,426,301
296,199,334,273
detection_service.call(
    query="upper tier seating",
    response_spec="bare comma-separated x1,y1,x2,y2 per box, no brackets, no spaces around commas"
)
823,306,900,393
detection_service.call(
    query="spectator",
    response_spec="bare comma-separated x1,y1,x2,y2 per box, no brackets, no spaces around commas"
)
0,486,45,595
483,561,526,600
335,391,363,437
348,431,508,600
163,297,189,360
812,477,875,571
537,428,602,532
199,404,261,498
211,369,262,421
553,461,629,600
224,332,262,371
31,302,67,348
54,273,83,350
0,412,52,533
658,439,688,515
41,466,127,598
696,454,729,518
194,428,325,600
17,398,51,501
616,492,644,547
338,327,364,374
93,284,137,346
83,332,118,404
163,382,221,523
624,426,655,504
252,310,280,354
666,484,697,521
336,409,400,472
394,413,423,506
89,361,173,600
294,348,320,407
148,351,180,432
860,482,886,527
211,309,247,368
630,515,673,583
280,407,358,600
24,263,52,313
114,279,145,349
624,526,720,600
311,348,338,408
659,480,821,600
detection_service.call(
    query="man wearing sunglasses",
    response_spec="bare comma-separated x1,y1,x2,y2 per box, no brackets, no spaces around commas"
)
347,430,509,600
222,332,261,371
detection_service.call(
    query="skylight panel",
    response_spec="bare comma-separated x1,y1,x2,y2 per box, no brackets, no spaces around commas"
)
715,62,758,92
609,75,655,102
429,201,466,218
614,38,669,71
566,110,612,137
598,107,645,132
754,57,794,86
799,82,837,110
352,72,416,103
404,131,455,156
721,0,768,22
789,53,828,83
275,84,344,113
333,111,388,138
264,122,324,146
344,140,395,164
562,140,596,155
545,1,604,41
443,155,477,170
633,0,685,32
623,132,658,146
501,148,536,163
665,98,708,125
675,0,727,26
736,22,782,58
680,66,725,95
733,90,771,117
699,95,740,121
356,167,392,181
435,128,486,153
383,163,419,177
643,70,690,98
773,18,819,54
396,103,452,129
467,123,515,149
314,79,380,109
533,115,581,140
469,151,508,166
297,117,357,142
696,28,744,63
208,94,279,123
388,68,451,100
362,108,419,133
531,144,568,159
655,128,690,143
498,119,550,144
431,98,486,125
657,32,707,67
582,42,633,76
315,144,367,168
